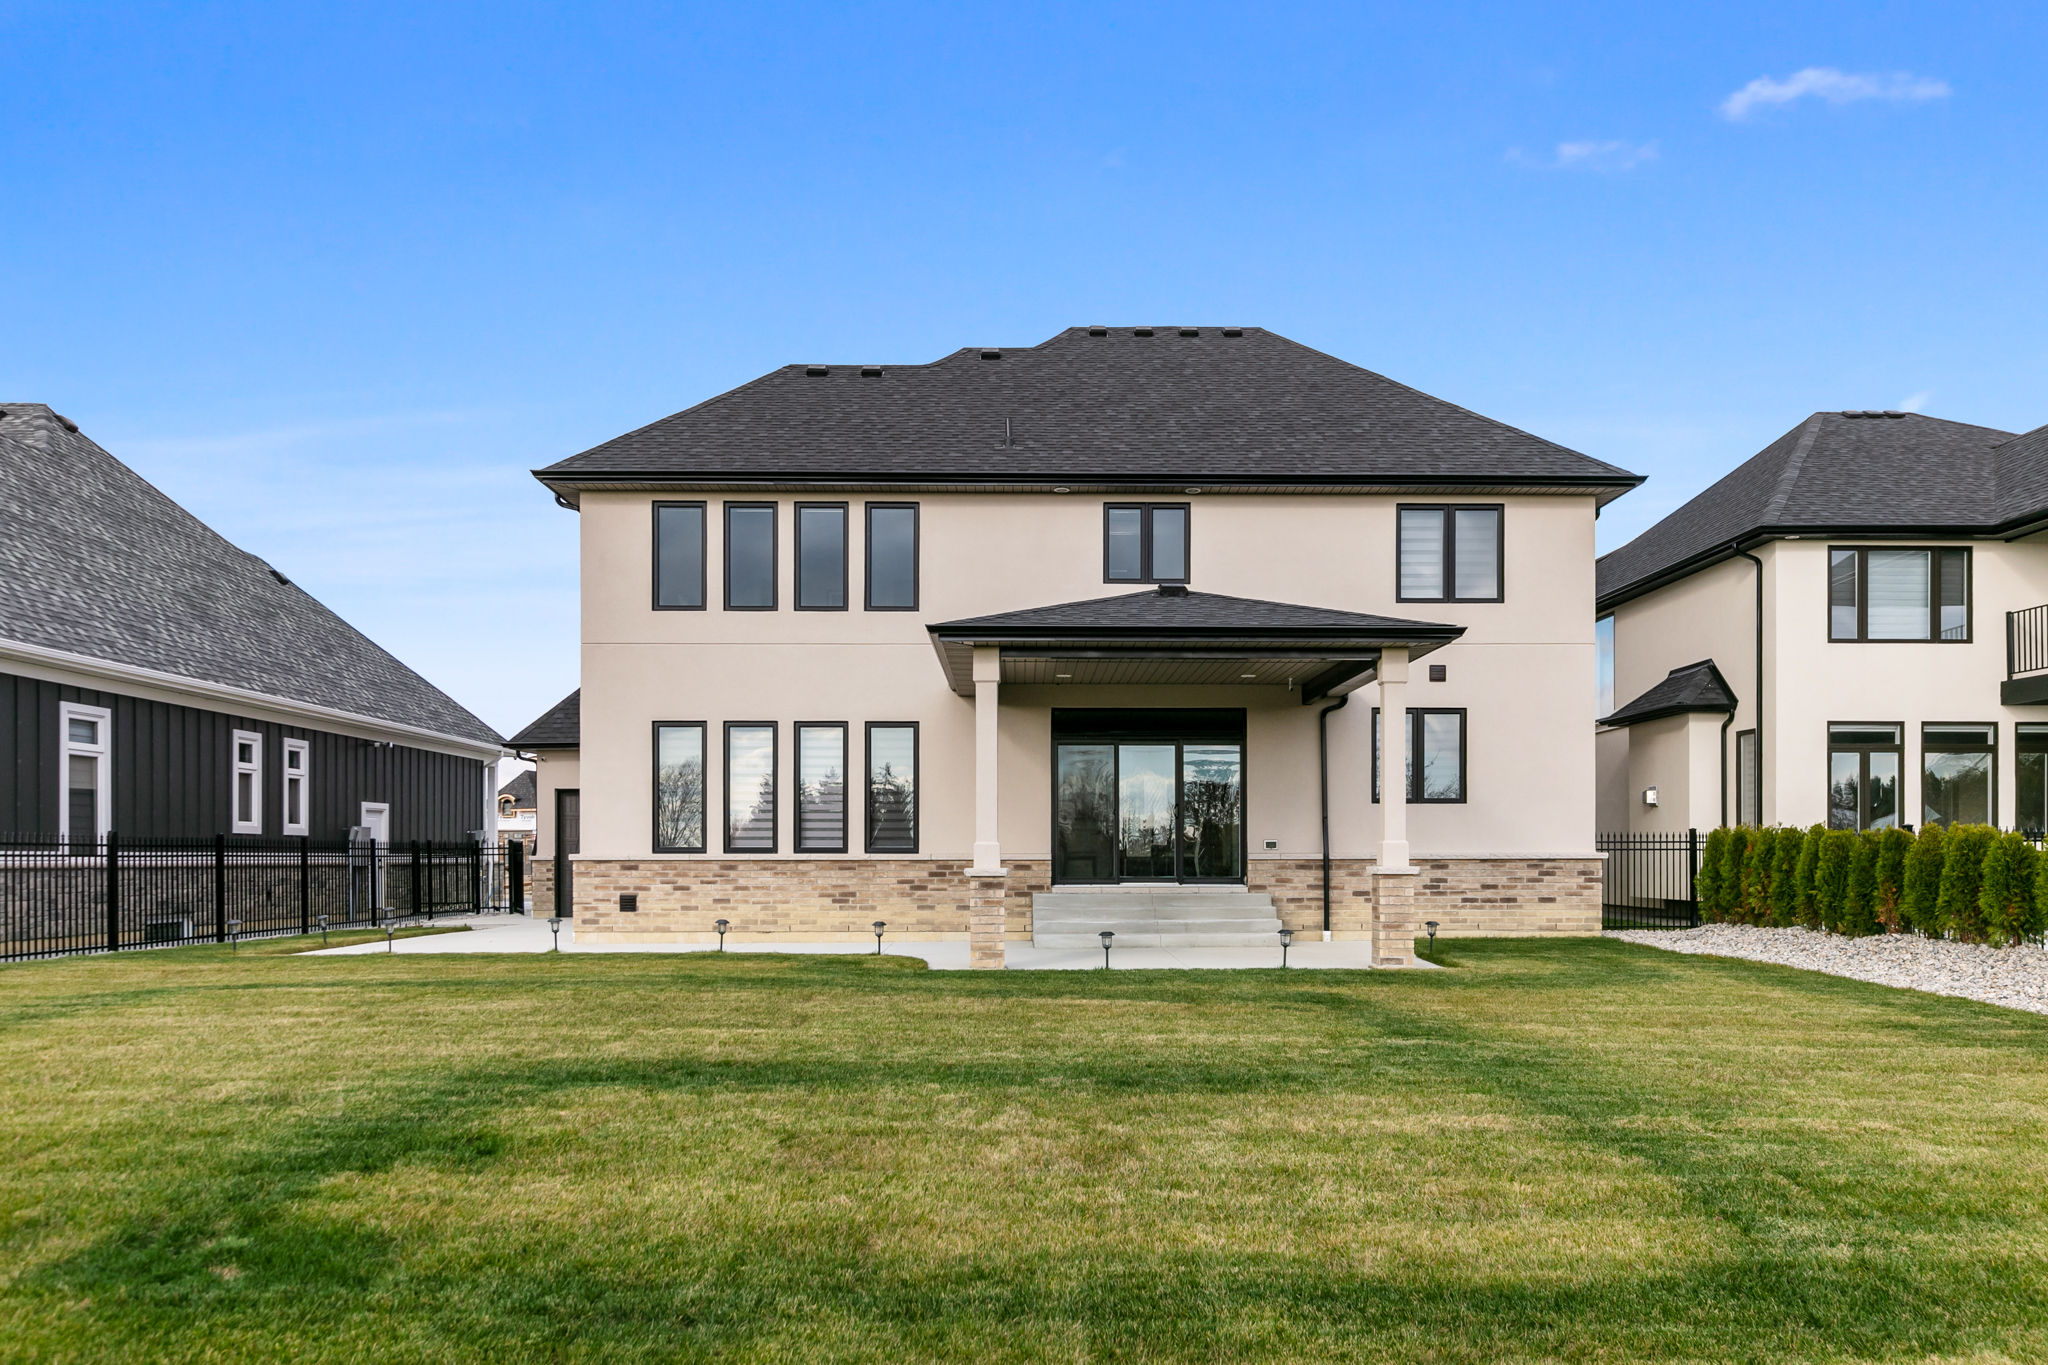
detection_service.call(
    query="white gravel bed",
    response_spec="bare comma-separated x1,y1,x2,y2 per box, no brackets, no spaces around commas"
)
1607,923,2048,1016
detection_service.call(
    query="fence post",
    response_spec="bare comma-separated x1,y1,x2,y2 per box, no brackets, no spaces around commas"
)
470,839,482,912
104,830,120,954
509,840,524,915
413,840,425,920
1686,827,1699,926
369,838,379,927
299,835,311,935
214,833,227,943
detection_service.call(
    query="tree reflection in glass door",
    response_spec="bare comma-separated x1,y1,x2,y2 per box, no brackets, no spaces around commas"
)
1117,745,1178,879
1181,744,1243,880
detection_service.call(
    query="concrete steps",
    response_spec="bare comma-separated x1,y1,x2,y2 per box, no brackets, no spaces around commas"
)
1031,889,1283,948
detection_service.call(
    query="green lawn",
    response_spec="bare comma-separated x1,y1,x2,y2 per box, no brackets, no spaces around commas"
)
3,938,2046,1363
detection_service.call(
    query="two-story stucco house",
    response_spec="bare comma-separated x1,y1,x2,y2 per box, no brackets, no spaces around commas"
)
521,326,1641,966
1597,409,2048,836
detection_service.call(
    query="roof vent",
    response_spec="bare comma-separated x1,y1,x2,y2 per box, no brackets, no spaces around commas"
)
861,367,881,378
1221,328,1243,337
806,366,828,377
1087,326,1107,336
979,350,1001,361
55,414,77,432
1133,328,1155,337
268,568,292,587
1156,584,1189,597
1884,410,1906,418
1179,328,1199,337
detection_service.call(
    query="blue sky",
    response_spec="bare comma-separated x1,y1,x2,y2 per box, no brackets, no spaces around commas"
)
4,3,2043,738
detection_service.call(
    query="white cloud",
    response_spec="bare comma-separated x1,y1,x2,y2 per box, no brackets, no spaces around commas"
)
1898,391,1933,413
1720,67,1950,121
1507,139,1659,172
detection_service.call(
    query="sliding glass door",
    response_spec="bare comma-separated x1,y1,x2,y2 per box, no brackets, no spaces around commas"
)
1052,711,1245,884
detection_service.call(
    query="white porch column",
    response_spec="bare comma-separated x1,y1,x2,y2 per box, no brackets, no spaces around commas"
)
1377,646,1410,870
1372,646,1419,967
967,645,1007,969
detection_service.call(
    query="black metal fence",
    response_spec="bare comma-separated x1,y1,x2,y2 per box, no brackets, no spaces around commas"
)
0,834,528,963
1598,830,1700,930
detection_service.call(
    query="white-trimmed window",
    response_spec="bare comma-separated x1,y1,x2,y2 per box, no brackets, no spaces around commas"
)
60,702,112,851
282,738,309,836
232,730,263,834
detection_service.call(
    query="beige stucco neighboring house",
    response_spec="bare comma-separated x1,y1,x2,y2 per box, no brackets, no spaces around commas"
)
521,325,1643,965
1598,409,2048,837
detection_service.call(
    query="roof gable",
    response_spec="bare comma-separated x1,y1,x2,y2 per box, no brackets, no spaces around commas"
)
1600,659,1737,727
538,327,1641,497
509,689,579,748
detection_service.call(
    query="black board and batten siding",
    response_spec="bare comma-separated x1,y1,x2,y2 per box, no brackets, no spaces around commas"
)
0,671,485,842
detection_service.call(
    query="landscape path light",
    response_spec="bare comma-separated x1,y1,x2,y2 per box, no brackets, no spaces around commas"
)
1278,926,1294,968
227,919,242,952
714,919,730,951
1099,930,1114,970
385,923,398,953
316,913,329,948
547,917,565,952
872,921,887,955
1425,921,1439,955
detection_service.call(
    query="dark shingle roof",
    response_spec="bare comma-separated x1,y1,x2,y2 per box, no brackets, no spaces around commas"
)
1600,659,1737,728
930,587,1463,641
0,404,501,748
497,769,537,806
537,327,1641,499
509,689,579,748
1597,410,2038,609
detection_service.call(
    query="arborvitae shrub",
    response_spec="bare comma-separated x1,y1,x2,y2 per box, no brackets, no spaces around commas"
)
1936,824,1996,941
1721,827,1754,923
1794,825,1825,928
1695,826,1731,921
1872,826,1912,931
1741,827,1777,926
1770,828,1803,926
1978,832,2039,947
1903,823,1947,934
1813,829,1856,932
1840,832,1880,936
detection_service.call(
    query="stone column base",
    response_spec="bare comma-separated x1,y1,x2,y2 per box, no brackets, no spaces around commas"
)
968,874,1008,969
1371,868,1419,967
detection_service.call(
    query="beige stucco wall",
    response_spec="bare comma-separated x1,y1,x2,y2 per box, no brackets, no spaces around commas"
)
1618,711,1724,833
1610,534,2048,830
1594,726,1630,831
573,488,1601,866
531,750,579,857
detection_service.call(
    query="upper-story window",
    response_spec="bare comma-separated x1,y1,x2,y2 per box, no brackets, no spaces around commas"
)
1398,505,1502,602
1829,547,1969,641
795,504,848,610
1104,504,1189,584
282,738,309,836
865,503,919,610
724,503,777,610
653,502,706,609
231,730,263,834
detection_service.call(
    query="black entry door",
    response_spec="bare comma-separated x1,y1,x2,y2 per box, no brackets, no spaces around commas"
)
1051,710,1244,885
554,788,579,917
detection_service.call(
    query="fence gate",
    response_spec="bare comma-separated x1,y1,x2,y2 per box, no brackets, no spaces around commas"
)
1597,830,1700,930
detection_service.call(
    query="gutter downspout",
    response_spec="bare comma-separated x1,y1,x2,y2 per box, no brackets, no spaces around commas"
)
1319,694,1349,941
1720,708,1736,827
1738,548,1764,824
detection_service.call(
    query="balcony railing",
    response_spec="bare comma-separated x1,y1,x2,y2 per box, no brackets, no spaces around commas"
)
2010,604,2048,679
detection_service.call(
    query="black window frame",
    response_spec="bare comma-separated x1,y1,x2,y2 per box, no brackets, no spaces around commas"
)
651,501,708,611
793,502,850,612
1921,721,1997,828
1395,504,1505,603
865,721,920,854
863,502,921,611
793,721,850,853
651,720,708,854
1102,503,1191,585
1827,545,1972,643
722,721,779,854
1370,706,1469,804
2017,724,2048,835
722,502,779,611
1735,729,1759,826
1825,721,1903,831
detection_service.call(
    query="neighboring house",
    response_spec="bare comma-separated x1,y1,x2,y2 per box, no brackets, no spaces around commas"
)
496,769,537,847
528,326,1641,964
0,403,505,846
1597,409,2048,836
508,688,579,917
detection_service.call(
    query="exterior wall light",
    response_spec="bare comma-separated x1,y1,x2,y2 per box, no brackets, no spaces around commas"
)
714,918,730,951
873,920,887,955
1643,786,1660,808
1099,930,1114,969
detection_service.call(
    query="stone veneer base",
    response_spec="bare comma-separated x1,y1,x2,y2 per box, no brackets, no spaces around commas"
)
554,855,1603,943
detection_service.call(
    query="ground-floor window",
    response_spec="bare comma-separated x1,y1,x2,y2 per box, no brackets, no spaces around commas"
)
1736,729,1759,826
2019,725,2048,834
653,722,706,852
1922,723,1995,827
1372,708,1466,803
724,723,777,852
60,702,111,852
865,723,918,853
1827,723,1901,830
231,730,263,834
796,723,848,853
1051,709,1244,884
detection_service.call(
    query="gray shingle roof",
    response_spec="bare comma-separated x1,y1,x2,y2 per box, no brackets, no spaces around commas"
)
0,404,501,748
930,587,1463,641
537,327,1641,499
1600,659,1737,728
497,769,537,806
509,689,579,748
1597,410,2040,609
